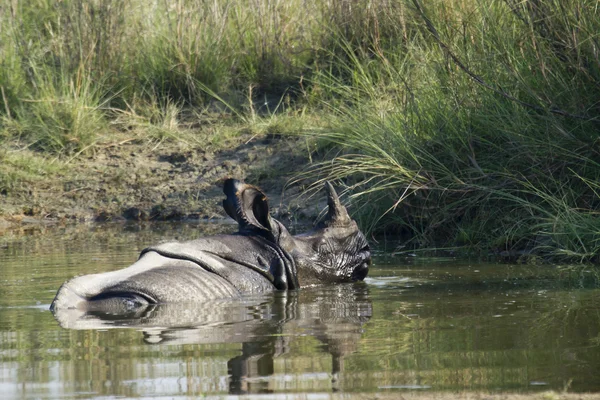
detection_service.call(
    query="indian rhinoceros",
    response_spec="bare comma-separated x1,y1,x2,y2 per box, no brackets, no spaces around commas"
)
50,179,370,312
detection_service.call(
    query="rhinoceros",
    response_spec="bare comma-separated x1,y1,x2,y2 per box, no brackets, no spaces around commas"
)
50,179,370,312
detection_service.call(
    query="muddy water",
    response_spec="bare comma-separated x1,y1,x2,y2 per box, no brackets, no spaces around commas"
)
1,222,600,399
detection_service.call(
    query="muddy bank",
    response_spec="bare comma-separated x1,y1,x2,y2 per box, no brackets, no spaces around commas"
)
0,133,325,230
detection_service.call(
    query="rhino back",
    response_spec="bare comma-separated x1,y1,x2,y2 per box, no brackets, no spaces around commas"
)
51,251,275,311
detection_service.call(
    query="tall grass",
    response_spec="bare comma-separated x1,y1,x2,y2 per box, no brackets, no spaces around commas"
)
305,0,600,261
0,0,324,154
0,0,598,261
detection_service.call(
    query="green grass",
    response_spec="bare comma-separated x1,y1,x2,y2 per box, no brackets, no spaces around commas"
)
302,0,600,261
0,0,324,155
0,0,599,261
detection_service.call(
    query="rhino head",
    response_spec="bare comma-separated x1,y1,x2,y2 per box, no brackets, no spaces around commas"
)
222,179,371,287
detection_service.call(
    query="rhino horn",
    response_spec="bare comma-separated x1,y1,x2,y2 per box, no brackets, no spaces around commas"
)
324,181,352,227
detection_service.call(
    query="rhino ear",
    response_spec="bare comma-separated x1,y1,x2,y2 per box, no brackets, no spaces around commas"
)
323,181,352,227
223,179,271,232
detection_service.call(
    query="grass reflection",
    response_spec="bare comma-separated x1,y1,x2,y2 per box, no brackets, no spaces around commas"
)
350,264,600,392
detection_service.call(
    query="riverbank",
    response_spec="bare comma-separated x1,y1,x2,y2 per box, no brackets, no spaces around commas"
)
1,0,599,262
0,125,323,230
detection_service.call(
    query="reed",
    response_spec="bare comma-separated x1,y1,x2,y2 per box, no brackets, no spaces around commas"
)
305,0,600,261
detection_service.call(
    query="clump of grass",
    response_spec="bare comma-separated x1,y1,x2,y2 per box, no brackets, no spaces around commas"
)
304,0,600,262
19,68,108,154
111,93,185,144
0,1,113,155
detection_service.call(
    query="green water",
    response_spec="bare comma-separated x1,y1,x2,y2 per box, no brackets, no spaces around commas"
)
1,222,599,399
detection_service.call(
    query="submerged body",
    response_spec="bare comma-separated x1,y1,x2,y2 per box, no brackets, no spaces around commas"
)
50,179,370,312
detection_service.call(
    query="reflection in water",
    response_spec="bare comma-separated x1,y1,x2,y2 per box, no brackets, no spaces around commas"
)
1,223,600,398
52,284,372,394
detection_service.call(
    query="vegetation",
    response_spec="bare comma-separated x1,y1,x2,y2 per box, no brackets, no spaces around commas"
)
0,0,599,261
303,0,600,262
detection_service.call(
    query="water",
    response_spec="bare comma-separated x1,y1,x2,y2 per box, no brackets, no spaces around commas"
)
1,222,600,399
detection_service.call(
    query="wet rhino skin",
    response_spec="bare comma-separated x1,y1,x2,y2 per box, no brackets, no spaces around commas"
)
50,179,371,312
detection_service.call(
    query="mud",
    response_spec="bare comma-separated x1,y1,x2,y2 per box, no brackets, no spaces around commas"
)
0,133,324,230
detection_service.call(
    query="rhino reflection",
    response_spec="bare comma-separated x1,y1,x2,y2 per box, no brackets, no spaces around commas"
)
52,283,371,394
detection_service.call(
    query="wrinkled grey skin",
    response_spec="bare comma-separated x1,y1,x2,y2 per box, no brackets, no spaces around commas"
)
50,179,370,312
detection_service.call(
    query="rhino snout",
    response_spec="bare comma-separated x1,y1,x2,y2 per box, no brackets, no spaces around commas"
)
350,247,371,281
351,262,369,281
